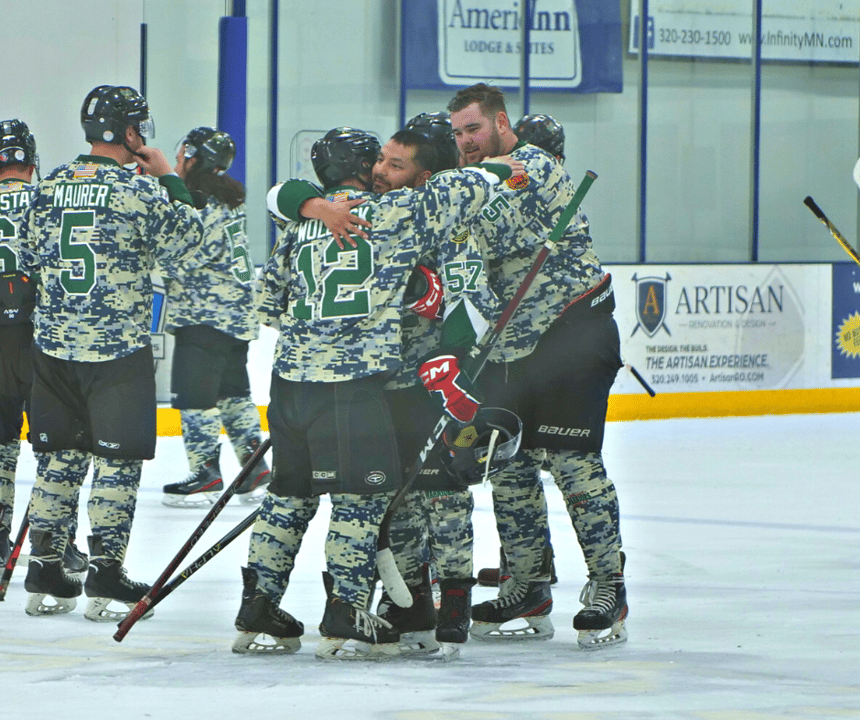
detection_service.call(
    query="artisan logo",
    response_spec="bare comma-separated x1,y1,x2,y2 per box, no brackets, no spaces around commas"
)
631,272,671,338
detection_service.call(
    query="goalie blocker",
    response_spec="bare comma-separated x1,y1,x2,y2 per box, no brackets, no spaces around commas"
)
477,273,622,453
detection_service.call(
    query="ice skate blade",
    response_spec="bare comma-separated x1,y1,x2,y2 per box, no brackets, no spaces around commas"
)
577,621,628,650
315,636,402,661
396,630,441,657
235,486,268,505
161,491,220,508
232,631,301,654
25,593,77,616
469,615,554,641
84,597,154,623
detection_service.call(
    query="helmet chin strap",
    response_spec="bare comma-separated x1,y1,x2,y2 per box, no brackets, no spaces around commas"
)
481,429,501,486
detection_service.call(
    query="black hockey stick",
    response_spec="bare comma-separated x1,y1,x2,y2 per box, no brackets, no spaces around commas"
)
122,507,259,619
625,362,656,397
114,436,271,642
804,196,860,266
377,170,599,607
0,508,29,601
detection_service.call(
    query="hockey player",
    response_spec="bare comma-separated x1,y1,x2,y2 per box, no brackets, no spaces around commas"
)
0,119,87,575
447,84,629,649
475,112,566,590
161,127,270,507
231,126,523,660
376,112,492,654
17,85,204,620
513,114,566,164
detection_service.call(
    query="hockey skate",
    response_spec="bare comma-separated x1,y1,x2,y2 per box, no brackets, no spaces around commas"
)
234,439,271,505
63,537,89,576
317,572,401,661
83,537,153,623
162,455,223,507
470,579,554,641
377,564,439,657
574,552,628,650
24,530,81,616
435,577,477,655
477,547,558,587
232,567,303,654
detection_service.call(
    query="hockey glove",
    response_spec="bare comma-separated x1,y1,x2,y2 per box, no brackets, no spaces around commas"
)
419,354,479,423
404,264,444,320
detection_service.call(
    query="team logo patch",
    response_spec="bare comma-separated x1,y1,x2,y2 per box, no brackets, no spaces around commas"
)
73,165,98,179
365,471,386,486
506,173,529,190
2,181,23,191
330,191,350,202
0,153,7,164
451,230,469,244
453,425,478,447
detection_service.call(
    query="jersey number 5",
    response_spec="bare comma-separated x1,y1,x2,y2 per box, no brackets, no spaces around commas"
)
60,210,96,295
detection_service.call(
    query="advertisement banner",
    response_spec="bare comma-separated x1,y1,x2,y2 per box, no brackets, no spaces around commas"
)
629,0,860,64
610,264,822,395
402,0,623,93
831,262,860,379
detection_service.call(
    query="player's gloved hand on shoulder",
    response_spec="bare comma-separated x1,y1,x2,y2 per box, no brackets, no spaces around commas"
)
405,264,444,320
419,352,480,423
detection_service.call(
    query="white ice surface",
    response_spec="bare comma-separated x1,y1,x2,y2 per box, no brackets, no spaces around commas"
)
1,412,857,720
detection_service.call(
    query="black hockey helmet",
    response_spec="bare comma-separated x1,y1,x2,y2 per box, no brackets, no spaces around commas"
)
513,114,565,163
0,119,38,170
177,127,236,175
311,127,380,189
81,85,154,144
440,407,523,486
404,111,460,171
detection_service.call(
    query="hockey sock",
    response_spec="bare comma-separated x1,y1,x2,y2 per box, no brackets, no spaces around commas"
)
247,493,320,602
87,457,143,563
180,408,223,472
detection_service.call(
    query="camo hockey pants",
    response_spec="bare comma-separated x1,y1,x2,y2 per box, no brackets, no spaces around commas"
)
247,490,394,609
491,447,623,581
28,449,142,561
388,488,474,587
0,440,19,537
180,395,263,473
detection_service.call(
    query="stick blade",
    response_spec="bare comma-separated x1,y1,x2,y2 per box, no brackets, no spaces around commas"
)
376,547,413,608
803,196,824,220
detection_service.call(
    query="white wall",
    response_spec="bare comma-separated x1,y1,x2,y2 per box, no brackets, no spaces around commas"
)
1,0,857,266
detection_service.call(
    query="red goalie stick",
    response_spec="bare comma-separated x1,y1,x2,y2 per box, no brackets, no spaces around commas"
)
377,170,599,607
113,437,271,642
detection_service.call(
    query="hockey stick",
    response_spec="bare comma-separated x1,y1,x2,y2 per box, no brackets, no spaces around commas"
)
377,170,599,607
804,196,860,266
113,436,271,642
119,507,259,622
626,362,656,397
0,508,29,601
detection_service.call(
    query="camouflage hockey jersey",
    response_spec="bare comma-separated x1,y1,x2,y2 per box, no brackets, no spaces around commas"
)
0,178,36,324
261,164,510,383
162,199,258,342
465,142,605,361
18,155,204,362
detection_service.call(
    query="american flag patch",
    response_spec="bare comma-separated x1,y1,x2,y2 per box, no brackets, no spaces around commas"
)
73,165,98,179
